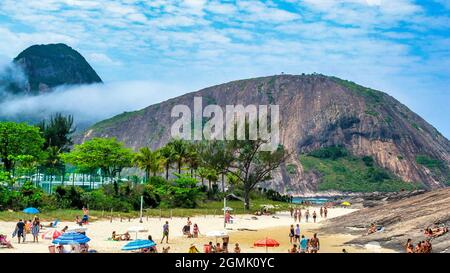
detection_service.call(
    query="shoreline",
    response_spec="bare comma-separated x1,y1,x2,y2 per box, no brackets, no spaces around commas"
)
0,207,395,253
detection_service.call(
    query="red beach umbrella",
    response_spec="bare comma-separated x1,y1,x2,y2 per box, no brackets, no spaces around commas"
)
42,229,62,240
254,237,280,253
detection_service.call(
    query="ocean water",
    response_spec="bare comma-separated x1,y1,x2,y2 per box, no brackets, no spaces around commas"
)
292,197,334,205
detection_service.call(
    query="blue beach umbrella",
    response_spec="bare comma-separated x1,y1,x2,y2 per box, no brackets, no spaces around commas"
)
122,239,156,251
52,232,90,245
23,207,40,214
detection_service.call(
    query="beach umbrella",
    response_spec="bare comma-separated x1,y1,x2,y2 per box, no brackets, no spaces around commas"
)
341,201,351,206
52,232,90,245
41,229,62,240
127,226,148,240
206,230,228,243
254,237,280,253
66,226,88,233
122,239,156,251
23,207,40,214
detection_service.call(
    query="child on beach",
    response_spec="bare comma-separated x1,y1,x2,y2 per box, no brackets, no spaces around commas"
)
234,243,241,253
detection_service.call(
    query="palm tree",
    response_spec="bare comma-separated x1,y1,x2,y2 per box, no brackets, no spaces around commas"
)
205,168,218,191
133,147,165,182
186,144,200,177
160,144,176,180
197,167,209,187
169,139,190,174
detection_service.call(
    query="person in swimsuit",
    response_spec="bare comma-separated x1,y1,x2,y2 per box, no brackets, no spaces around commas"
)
305,210,310,222
309,233,320,253
320,207,323,218
405,239,414,253
82,207,89,224
312,211,317,223
289,225,295,243
193,223,200,238
324,207,328,218
234,243,241,253
298,209,302,223
289,244,298,253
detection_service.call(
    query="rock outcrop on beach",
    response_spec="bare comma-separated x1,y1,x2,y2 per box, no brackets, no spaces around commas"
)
322,188,450,253
4,43,102,95
78,74,450,194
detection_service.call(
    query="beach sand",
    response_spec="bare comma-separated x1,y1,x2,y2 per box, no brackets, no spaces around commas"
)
0,207,395,253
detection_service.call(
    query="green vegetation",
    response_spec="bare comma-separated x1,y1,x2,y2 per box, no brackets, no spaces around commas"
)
91,109,145,132
331,77,384,104
411,123,421,131
301,147,419,192
415,155,443,169
286,164,297,175
365,109,379,117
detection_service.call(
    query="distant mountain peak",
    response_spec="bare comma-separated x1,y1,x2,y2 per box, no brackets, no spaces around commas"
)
11,43,102,94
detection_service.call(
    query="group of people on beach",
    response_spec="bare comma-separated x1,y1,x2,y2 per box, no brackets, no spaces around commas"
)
405,238,432,253
10,217,41,244
181,217,201,238
290,206,327,223
288,232,320,253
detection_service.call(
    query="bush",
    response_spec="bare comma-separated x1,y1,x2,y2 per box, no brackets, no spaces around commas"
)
309,146,348,160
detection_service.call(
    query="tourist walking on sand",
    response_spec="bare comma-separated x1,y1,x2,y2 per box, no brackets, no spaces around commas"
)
290,207,294,218
32,217,40,243
289,225,295,243
14,219,25,244
305,210,310,222
320,207,323,218
295,224,301,243
299,235,308,253
309,233,320,253
161,221,169,244
313,211,317,223
298,209,302,223
324,207,328,218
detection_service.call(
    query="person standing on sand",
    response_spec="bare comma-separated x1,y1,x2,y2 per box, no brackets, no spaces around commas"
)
289,225,295,243
298,209,302,223
193,223,200,238
324,207,328,218
312,211,317,223
295,224,301,243
299,235,308,253
14,219,25,244
305,210,310,222
161,221,169,244
309,233,320,253
32,217,40,242
82,206,89,224
320,207,323,218
290,207,294,218
186,217,192,233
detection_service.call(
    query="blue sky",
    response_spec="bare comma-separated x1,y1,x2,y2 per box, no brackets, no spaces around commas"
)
0,0,449,137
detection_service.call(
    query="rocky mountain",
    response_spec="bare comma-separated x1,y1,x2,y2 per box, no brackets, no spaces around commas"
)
6,43,102,94
321,187,450,253
78,74,450,194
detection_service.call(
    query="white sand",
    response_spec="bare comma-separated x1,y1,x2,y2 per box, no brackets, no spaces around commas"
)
0,207,375,253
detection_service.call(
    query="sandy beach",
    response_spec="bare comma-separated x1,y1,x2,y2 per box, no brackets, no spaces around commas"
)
0,207,395,253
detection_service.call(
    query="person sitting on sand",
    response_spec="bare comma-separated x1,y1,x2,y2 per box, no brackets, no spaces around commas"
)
405,239,414,253
182,225,192,237
342,248,348,253
289,244,298,253
204,242,213,253
189,244,200,253
216,243,223,253
423,239,432,253
0,234,13,248
121,232,131,241
415,241,422,253
367,223,377,235
234,243,241,253
61,226,68,233
162,246,170,253
111,231,120,241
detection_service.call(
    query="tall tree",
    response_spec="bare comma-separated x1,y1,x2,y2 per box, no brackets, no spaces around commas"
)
160,144,176,180
38,113,75,151
169,139,190,174
133,147,165,181
199,140,234,192
61,138,134,180
0,122,44,172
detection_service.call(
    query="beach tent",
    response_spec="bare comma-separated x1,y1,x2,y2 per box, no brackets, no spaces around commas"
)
127,226,148,240
341,201,351,206
122,239,156,251
41,229,62,240
254,237,280,253
52,232,90,245
23,207,40,214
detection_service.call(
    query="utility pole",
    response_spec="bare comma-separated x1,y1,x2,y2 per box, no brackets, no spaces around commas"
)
139,195,144,223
